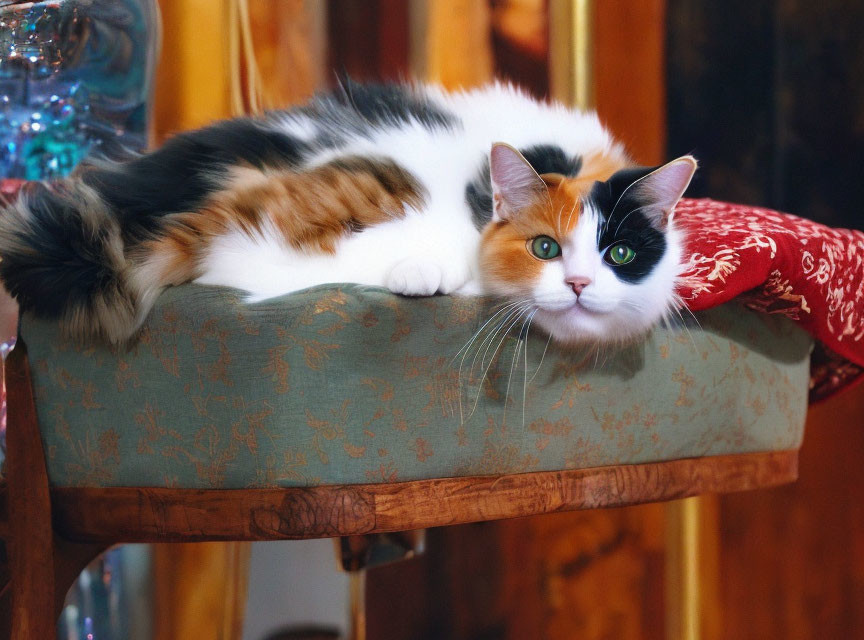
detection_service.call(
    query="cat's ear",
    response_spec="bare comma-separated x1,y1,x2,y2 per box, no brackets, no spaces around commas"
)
490,143,546,220
630,156,697,227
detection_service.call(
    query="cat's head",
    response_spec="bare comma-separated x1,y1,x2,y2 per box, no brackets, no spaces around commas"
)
478,143,696,345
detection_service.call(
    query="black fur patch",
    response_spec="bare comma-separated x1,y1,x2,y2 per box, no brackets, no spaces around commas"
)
466,144,583,230
300,80,457,145
325,79,455,130
0,182,124,318
81,118,309,239
520,145,583,177
590,166,668,284
465,168,493,231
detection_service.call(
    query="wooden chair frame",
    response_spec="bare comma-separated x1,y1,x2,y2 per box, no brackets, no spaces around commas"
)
0,339,799,638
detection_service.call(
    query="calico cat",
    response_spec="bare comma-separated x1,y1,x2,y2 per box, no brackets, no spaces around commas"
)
0,81,696,345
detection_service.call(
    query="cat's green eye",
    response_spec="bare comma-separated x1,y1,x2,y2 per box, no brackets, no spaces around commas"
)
606,243,636,266
529,236,561,260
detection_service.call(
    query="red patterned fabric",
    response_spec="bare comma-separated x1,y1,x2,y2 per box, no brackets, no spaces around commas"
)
676,198,864,402
1,182,860,401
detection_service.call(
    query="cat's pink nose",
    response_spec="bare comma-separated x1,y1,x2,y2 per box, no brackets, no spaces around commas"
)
566,276,592,296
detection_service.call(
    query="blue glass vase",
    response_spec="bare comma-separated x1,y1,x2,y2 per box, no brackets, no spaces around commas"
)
0,0,160,179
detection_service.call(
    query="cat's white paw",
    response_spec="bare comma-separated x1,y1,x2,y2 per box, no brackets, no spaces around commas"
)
386,256,473,296
386,258,444,296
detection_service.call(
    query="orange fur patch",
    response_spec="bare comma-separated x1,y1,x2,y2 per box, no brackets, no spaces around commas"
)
138,157,425,281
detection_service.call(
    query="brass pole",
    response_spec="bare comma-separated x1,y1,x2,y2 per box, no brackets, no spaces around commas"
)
549,0,594,110
665,496,702,640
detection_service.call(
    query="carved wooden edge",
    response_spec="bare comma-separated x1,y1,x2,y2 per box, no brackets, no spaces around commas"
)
50,450,798,544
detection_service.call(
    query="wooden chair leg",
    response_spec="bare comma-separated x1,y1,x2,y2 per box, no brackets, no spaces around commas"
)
0,540,12,639
6,341,54,638
4,342,105,637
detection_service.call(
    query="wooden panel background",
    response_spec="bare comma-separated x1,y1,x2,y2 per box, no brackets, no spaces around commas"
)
153,0,232,142
367,506,668,640
593,0,667,165
248,0,326,109
717,390,864,639
328,0,411,83
154,0,324,141
667,1,864,637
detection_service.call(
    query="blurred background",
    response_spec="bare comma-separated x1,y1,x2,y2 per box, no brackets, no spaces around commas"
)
2,0,864,638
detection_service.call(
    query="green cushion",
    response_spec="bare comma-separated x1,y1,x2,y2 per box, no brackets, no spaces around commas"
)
21,285,812,489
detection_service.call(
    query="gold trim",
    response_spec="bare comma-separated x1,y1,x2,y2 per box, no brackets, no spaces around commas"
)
549,0,594,109
665,497,701,640
573,0,594,110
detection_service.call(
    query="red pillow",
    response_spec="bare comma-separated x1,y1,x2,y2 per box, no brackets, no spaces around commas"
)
676,198,864,402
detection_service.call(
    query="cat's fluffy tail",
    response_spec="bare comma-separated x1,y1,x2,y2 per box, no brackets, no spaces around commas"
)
0,180,146,343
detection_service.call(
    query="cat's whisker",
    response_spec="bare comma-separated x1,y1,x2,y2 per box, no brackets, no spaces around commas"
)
660,312,674,332
613,203,655,236
454,300,528,425
564,200,578,234
461,303,528,420
479,304,531,372
467,306,533,421
501,331,522,427
451,299,525,367
456,300,535,419
460,304,526,411
528,332,553,384
470,304,531,378
599,344,610,369
620,299,647,311
670,305,700,353
522,308,538,428
501,308,536,427
678,303,703,331
466,310,523,421
554,203,566,238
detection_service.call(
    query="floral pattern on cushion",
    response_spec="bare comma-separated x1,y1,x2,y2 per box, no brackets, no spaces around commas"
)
22,285,812,489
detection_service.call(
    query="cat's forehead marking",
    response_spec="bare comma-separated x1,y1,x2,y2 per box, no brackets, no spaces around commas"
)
543,154,628,235
542,176,599,234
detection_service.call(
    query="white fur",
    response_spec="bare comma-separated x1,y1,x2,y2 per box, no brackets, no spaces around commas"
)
274,114,321,142
196,210,479,300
